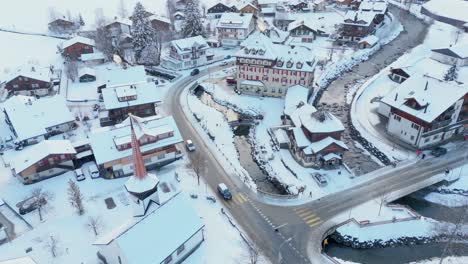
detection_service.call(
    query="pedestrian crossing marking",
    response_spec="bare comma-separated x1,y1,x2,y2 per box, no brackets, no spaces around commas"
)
294,208,309,213
308,220,323,228
302,214,317,220
305,217,320,225
232,193,247,205
298,211,313,217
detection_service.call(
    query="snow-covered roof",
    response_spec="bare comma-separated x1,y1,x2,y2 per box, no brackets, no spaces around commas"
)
101,83,161,111
11,140,76,174
217,12,254,29
284,84,309,116
381,74,468,123
290,103,316,128
125,172,159,194
258,0,277,5
62,36,95,49
78,67,95,77
0,257,37,264
292,127,310,148
94,193,204,264
3,64,51,84
265,26,290,43
2,95,74,142
90,116,182,165
148,14,171,24
101,65,147,88
323,153,342,161
287,19,324,33
304,136,348,154
300,110,345,134
173,11,185,17
343,11,375,26
80,52,106,61
105,18,132,27
359,0,387,14
432,43,468,59
359,35,379,46
171,36,209,54
240,80,264,86
260,7,275,14
423,0,468,23
274,129,290,145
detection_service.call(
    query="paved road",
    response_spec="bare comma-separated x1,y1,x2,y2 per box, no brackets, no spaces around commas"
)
162,8,466,264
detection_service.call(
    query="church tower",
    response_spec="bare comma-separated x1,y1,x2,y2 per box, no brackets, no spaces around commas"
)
124,114,160,217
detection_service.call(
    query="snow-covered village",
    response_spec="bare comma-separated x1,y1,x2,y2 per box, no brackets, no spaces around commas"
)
0,0,467,263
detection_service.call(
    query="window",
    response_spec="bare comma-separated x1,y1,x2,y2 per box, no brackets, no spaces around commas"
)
278,88,282,94
393,115,401,122
158,153,166,160
163,255,173,264
410,136,414,140
177,244,185,255
411,123,420,130
424,138,430,143
433,135,439,140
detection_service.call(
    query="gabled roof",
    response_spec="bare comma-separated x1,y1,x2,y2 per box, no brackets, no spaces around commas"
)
62,36,95,49
343,11,375,26
78,67,95,77
217,12,254,29
304,136,348,154
284,85,309,116
432,44,468,59
3,64,51,84
359,35,379,46
11,140,76,174
288,19,319,32
300,110,345,134
100,65,147,88
381,74,468,123
94,193,204,264
105,18,132,27
358,0,387,14
171,36,209,53
101,83,161,110
0,257,38,264
2,95,75,142
148,14,171,24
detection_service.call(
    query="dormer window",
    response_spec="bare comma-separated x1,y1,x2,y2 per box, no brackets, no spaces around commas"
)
277,60,284,67
286,60,293,68
296,62,303,69
244,48,250,54
404,98,424,110
258,49,265,55
251,49,258,55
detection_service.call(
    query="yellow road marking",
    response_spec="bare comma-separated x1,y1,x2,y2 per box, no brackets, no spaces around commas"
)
238,193,247,202
294,208,309,213
305,217,321,225
232,194,246,204
309,220,323,228
302,214,317,220
298,211,313,217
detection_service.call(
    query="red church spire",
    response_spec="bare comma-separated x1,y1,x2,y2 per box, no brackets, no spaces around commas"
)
130,115,147,180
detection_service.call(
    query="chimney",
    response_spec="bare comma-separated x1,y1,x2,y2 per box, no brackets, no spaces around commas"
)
394,93,398,101
424,81,428,91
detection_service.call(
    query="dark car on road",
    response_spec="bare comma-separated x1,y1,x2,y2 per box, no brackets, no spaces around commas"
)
190,69,200,76
19,196,47,215
217,183,232,200
430,147,447,157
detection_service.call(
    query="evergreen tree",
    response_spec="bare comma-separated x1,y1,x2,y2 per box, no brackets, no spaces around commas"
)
131,2,158,61
68,179,85,215
78,14,85,26
181,0,205,38
444,64,458,81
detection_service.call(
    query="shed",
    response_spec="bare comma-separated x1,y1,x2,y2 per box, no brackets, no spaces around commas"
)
78,67,96,82
358,35,379,49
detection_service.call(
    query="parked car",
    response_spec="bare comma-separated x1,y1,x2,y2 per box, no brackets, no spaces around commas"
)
217,183,232,200
19,196,47,215
224,55,232,59
226,77,237,85
186,140,196,152
190,68,200,76
220,61,228,66
430,147,447,157
312,173,327,186
88,163,100,179
74,168,85,181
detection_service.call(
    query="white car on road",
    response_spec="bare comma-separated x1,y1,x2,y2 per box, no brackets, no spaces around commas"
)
186,140,196,152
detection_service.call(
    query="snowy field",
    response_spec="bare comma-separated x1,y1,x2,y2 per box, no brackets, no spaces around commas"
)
0,159,267,264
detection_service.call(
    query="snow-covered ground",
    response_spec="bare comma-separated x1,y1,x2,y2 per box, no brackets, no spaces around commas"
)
0,158,268,264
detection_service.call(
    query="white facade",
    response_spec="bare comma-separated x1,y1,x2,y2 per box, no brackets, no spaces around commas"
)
216,13,255,46
161,36,211,71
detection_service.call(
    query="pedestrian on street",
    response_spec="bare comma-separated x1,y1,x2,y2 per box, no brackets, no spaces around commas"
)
309,191,312,197
421,153,426,159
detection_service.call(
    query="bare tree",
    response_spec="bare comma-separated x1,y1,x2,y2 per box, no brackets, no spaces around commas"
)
118,0,129,19
86,216,103,236
378,192,388,216
44,235,59,258
238,243,260,264
65,60,78,82
30,187,53,222
190,152,205,186
68,179,85,215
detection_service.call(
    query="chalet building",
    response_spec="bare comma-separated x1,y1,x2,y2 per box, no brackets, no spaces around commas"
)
431,44,468,67
173,11,186,21
48,18,77,33
336,0,361,9
235,32,317,97
78,67,96,82
90,115,183,178
148,15,172,34
378,75,468,148
161,36,212,71
263,26,289,44
311,0,327,11
100,83,161,126
288,0,310,12
61,36,95,59
207,3,236,18
358,0,388,25
97,65,147,93
274,12,296,31
3,95,75,145
358,35,378,49
216,13,255,46
280,85,348,168
258,0,278,16
288,19,326,43
338,10,376,42
10,140,76,184
80,52,106,65
103,18,132,38
236,2,259,16
2,65,53,97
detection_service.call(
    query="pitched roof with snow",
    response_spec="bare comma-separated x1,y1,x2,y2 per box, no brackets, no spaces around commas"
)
217,12,254,29
94,193,204,264
62,36,95,49
287,19,324,33
3,64,51,84
358,0,388,14
105,18,132,28
170,36,209,54
381,74,468,123
101,83,161,110
343,11,375,26
100,65,147,88
284,85,309,116
0,257,38,264
90,115,182,165
304,136,348,154
432,43,468,59
78,67,96,77
359,35,379,46
300,110,345,134
422,0,468,23
11,140,76,174
2,95,74,142
148,14,171,24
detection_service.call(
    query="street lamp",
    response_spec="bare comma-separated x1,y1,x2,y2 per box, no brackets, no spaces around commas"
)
278,237,292,264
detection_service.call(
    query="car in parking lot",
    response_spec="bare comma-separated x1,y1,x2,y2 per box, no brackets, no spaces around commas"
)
312,173,327,186
430,147,447,157
19,196,47,215
217,183,232,200
186,140,196,152
220,61,228,66
190,68,200,76
88,163,100,179
74,168,85,181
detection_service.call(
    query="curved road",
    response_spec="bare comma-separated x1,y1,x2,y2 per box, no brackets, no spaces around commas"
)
162,7,467,264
